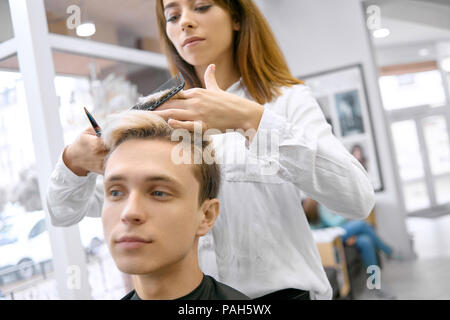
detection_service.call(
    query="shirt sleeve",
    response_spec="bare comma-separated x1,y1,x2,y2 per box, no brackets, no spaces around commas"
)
46,151,104,227
246,84,375,220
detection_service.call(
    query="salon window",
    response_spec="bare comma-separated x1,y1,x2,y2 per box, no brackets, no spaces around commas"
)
0,55,59,299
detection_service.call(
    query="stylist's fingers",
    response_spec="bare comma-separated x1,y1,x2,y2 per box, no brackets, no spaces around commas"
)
95,139,109,153
83,127,106,151
168,119,201,132
204,64,220,91
83,126,97,135
173,89,188,99
81,127,107,152
152,109,196,121
157,98,190,111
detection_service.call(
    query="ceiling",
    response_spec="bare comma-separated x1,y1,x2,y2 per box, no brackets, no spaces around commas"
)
44,0,450,51
44,0,160,40
373,16,450,49
410,0,450,7
4,0,450,74
365,0,450,49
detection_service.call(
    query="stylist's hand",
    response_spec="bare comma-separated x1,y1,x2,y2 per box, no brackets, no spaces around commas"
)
153,64,264,141
62,127,109,176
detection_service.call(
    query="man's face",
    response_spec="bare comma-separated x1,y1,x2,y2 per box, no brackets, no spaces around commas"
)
102,139,205,275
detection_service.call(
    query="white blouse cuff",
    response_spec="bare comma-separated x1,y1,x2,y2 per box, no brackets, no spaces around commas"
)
247,107,286,157
51,151,98,184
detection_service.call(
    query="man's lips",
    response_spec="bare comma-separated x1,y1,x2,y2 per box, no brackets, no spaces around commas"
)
115,236,152,248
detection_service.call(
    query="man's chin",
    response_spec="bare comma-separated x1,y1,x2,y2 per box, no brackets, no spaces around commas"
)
116,264,154,275
112,257,157,275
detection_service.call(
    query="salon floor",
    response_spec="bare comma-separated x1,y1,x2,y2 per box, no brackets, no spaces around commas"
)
352,214,450,300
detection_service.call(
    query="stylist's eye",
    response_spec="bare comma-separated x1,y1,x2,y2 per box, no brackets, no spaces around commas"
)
167,14,179,23
196,5,212,12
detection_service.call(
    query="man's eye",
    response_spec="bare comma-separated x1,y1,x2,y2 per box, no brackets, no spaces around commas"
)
152,191,168,197
110,190,123,197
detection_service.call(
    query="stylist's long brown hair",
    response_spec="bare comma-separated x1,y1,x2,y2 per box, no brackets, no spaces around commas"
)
156,0,304,105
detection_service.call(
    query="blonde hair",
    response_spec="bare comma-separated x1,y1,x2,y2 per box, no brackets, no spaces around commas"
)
155,0,304,104
102,110,221,203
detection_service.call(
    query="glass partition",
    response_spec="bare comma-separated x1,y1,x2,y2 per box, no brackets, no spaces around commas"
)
52,50,170,144
422,116,450,206
0,55,58,300
391,120,430,212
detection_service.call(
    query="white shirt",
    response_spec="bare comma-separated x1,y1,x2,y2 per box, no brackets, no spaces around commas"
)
47,79,375,300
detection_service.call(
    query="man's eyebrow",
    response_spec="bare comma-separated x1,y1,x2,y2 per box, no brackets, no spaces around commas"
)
104,175,125,183
105,174,183,188
145,175,183,188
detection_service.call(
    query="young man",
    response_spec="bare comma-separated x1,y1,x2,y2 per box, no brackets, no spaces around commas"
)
100,110,248,300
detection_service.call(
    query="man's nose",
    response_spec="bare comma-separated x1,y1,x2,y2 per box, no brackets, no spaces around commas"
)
120,191,147,225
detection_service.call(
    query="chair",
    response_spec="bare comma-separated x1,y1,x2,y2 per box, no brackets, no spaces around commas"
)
304,198,380,299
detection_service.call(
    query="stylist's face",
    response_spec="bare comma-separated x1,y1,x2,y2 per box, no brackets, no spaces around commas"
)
102,139,205,275
163,0,240,66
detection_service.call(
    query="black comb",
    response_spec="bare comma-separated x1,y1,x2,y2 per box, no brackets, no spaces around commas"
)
131,72,185,111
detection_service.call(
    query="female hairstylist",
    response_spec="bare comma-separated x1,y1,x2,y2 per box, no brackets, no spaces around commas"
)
47,0,375,300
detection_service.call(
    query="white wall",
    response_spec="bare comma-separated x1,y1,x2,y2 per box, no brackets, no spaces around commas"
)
256,0,415,257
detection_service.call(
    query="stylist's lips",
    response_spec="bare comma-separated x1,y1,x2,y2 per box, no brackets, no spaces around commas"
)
182,36,205,48
115,235,152,249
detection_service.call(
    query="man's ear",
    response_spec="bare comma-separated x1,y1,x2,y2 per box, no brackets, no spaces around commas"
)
196,198,220,237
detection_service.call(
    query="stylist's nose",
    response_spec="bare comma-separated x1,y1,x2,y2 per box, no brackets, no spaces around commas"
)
121,191,147,225
180,10,197,31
